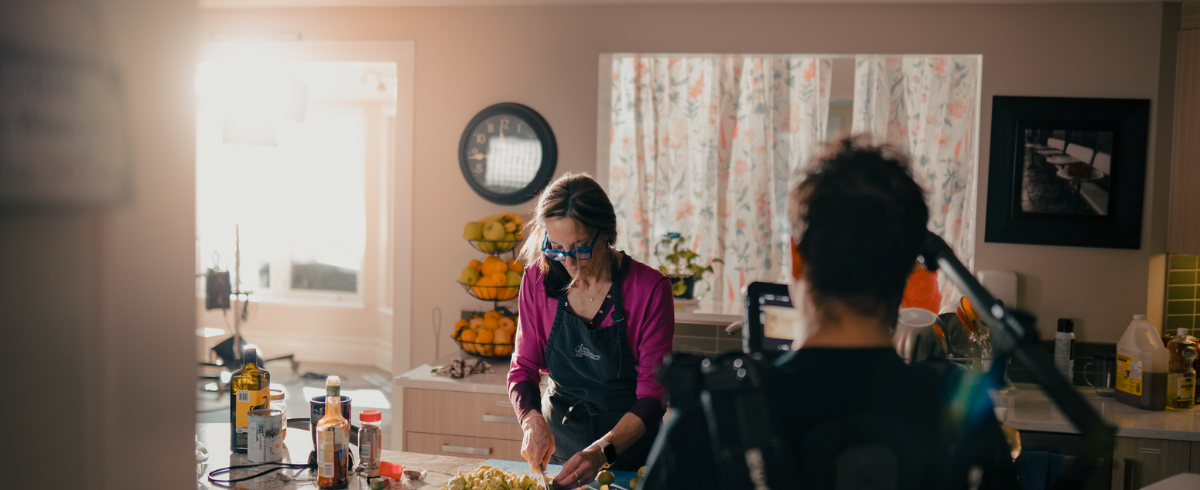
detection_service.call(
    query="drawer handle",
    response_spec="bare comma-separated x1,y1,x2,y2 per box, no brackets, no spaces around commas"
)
442,444,492,456
497,401,514,408
483,414,520,424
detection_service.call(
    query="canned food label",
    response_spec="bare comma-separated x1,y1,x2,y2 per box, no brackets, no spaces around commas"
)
1116,355,1142,396
248,411,284,463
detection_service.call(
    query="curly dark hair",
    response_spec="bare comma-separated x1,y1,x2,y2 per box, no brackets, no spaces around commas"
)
787,135,929,326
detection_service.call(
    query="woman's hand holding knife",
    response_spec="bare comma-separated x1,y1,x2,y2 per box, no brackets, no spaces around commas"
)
521,413,556,480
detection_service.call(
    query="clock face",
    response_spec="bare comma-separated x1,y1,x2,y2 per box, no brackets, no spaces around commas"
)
463,114,544,194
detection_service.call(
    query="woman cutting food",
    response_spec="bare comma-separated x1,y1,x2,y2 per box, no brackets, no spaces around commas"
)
507,173,674,488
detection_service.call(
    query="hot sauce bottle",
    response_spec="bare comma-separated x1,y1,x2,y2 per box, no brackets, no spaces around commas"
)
317,376,350,489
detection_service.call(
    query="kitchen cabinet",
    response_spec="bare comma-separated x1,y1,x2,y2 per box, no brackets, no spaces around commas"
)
402,388,524,458
1110,437,1192,490
406,432,524,461
1192,441,1200,472
1168,3,1200,254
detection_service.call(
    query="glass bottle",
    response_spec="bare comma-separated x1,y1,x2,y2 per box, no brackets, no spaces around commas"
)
317,376,350,489
229,345,270,453
358,410,383,477
269,389,287,439
1166,329,1197,410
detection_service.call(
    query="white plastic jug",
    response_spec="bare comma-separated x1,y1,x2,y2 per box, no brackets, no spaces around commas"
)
1115,314,1169,410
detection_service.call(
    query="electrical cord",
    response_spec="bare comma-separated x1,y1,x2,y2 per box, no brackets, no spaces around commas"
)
207,461,311,484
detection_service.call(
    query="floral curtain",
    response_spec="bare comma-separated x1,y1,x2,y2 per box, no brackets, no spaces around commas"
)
852,56,980,310
608,55,832,314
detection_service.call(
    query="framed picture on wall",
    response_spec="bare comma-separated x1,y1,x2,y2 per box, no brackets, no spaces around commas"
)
984,96,1150,249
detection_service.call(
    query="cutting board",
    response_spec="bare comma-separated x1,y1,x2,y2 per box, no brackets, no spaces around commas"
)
479,459,639,489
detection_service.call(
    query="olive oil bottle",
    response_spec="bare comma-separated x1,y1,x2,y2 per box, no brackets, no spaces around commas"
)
1166,329,1197,410
229,345,271,452
317,376,350,489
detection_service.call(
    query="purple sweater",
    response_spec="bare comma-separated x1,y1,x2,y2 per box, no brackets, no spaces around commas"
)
507,254,675,429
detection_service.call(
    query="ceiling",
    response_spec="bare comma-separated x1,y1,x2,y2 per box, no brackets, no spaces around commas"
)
200,0,1168,8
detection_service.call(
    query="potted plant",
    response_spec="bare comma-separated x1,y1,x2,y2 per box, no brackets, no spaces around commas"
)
656,233,723,300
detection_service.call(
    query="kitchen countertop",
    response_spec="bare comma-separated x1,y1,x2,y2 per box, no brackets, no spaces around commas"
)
197,422,484,490
394,355,526,395
1000,383,1200,442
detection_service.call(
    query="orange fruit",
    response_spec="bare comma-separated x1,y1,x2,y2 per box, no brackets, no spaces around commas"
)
493,329,512,344
469,317,484,329
482,318,499,330
497,287,518,301
498,317,515,331
484,310,501,321
459,329,477,343
453,319,470,338
468,259,482,271
489,272,507,285
476,329,494,344
508,259,523,273
483,345,496,356
483,258,508,276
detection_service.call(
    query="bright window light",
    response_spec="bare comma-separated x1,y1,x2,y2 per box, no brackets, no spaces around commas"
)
195,61,394,298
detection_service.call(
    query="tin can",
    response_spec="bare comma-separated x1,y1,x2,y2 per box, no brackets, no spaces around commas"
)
247,408,284,462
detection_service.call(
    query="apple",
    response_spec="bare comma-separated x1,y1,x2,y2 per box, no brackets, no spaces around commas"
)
483,221,506,241
463,222,483,241
505,271,522,287
460,267,481,285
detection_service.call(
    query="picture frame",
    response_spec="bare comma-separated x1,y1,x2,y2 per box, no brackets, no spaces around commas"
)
984,96,1150,249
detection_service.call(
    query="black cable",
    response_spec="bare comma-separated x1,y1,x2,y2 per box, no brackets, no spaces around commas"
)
207,461,311,484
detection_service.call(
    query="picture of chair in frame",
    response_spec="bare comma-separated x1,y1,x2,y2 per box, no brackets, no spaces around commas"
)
985,96,1150,249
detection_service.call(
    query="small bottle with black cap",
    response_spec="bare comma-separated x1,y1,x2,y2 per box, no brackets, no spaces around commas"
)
1054,319,1075,380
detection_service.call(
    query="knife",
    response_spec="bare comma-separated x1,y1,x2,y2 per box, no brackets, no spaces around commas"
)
533,464,555,490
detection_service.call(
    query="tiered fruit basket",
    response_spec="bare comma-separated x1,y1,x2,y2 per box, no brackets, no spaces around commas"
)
455,212,526,360
453,308,518,362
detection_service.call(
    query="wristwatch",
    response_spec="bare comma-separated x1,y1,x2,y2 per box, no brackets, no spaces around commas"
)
594,439,618,468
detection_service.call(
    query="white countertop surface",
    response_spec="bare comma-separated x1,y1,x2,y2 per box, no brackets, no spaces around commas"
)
395,355,532,395
396,363,1200,442
1000,383,1200,442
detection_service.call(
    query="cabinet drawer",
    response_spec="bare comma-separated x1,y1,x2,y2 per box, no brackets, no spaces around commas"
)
1111,437,1192,490
404,388,524,440
406,432,523,461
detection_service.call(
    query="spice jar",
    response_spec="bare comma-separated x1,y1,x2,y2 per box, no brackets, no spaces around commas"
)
358,410,383,477
269,389,287,438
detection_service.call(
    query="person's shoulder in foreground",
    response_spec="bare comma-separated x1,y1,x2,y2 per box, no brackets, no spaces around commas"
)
640,349,1019,490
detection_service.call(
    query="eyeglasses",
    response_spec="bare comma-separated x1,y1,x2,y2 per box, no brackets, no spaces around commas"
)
542,232,600,261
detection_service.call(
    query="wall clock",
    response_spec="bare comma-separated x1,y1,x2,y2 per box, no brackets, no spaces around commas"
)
458,103,557,205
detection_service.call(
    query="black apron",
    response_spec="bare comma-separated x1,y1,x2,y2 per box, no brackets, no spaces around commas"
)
541,258,659,471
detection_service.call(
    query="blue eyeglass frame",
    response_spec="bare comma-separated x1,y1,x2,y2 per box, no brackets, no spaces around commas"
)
541,232,600,261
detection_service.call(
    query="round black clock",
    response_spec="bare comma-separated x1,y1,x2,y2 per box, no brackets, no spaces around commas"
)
458,103,557,205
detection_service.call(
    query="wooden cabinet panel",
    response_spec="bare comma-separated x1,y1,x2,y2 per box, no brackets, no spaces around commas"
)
1169,28,1200,254
1110,437,1192,490
1191,441,1200,473
407,432,523,461
403,388,524,441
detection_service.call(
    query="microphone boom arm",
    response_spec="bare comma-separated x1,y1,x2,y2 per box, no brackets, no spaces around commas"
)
918,231,1115,490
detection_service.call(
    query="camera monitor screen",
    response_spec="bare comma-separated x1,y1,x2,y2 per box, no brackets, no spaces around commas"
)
742,282,796,354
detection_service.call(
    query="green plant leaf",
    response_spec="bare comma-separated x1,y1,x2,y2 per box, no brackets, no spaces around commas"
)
711,258,724,264
671,280,688,296
658,266,668,275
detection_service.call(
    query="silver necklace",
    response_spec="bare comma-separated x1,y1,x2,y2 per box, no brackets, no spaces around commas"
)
573,283,604,302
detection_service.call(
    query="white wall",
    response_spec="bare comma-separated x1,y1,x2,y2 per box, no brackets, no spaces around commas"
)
202,3,1177,368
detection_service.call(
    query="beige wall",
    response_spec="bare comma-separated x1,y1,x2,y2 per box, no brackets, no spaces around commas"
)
201,2,1174,369
1,0,197,488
